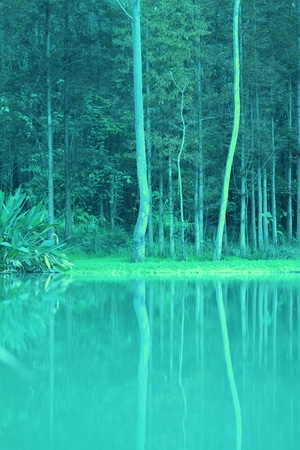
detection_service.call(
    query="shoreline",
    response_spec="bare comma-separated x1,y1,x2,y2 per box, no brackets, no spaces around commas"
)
69,256,300,278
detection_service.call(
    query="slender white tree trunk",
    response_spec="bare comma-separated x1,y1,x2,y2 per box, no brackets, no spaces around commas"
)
250,169,257,251
257,165,264,250
195,59,204,257
271,112,277,247
168,152,175,257
262,167,268,246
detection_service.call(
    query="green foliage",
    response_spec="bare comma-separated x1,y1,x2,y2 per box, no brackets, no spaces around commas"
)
0,189,72,272
70,210,131,256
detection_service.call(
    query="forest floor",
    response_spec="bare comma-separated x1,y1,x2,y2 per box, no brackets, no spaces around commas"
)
69,256,300,278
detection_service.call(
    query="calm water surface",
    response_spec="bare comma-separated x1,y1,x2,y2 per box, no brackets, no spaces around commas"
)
0,275,300,450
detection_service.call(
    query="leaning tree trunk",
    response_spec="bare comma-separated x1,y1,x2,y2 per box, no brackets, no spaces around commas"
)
131,0,150,262
213,0,241,260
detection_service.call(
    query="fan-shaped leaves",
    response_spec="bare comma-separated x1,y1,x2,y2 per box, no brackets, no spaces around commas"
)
0,189,72,273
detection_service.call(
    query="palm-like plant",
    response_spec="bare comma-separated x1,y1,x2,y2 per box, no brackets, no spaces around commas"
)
0,189,72,272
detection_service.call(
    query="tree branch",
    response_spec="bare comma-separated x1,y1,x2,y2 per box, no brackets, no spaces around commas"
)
116,0,132,20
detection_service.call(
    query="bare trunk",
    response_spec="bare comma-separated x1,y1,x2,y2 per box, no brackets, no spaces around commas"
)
287,80,293,242
195,59,204,256
63,0,72,241
46,2,54,231
131,0,149,262
270,90,277,247
262,167,268,246
271,141,277,247
168,153,175,257
194,169,200,255
171,75,186,260
257,165,264,250
109,181,116,230
297,0,300,241
158,166,165,256
145,24,153,255
64,109,72,240
239,8,246,258
250,169,257,251
240,116,247,257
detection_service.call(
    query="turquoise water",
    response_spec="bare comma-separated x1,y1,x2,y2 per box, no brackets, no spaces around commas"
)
0,275,299,449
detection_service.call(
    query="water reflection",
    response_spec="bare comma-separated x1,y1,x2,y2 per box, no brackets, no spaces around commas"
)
134,280,150,450
215,281,242,450
0,276,299,450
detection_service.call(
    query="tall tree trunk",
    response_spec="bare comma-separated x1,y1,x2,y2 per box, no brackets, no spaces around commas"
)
171,75,187,259
158,165,165,256
240,109,247,257
46,1,54,230
109,181,116,230
195,59,204,257
168,152,175,257
214,0,241,260
198,164,204,256
249,100,257,252
257,165,264,250
262,167,269,246
250,168,257,251
287,150,293,242
287,80,293,242
145,23,153,255
297,0,300,241
239,4,247,257
64,109,72,240
131,0,150,262
271,113,277,247
176,86,186,260
194,168,200,255
63,0,72,241
240,146,247,257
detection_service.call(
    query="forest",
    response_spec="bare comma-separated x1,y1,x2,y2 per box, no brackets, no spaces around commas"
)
0,0,299,261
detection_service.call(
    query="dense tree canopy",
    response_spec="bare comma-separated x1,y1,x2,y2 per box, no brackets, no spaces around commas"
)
0,0,299,259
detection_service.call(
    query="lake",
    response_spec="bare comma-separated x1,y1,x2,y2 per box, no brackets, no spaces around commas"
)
0,274,299,450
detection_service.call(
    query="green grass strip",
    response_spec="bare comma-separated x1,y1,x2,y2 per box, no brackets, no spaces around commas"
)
68,256,300,278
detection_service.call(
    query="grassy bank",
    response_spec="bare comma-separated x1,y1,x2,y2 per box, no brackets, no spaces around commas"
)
69,256,300,278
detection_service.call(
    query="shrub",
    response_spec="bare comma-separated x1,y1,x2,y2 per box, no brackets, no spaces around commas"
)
0,189,72,273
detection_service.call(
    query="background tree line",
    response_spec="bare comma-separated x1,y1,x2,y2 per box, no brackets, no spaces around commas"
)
0,0,299,259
